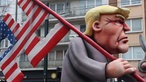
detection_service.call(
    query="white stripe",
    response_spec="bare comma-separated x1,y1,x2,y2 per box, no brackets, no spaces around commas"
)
19,0,27,8
10,22,18,32
23,0,33,15
7,66,22,82
4,15,19,35
27,5,39,17
0,35,25,67
4,15,18,32
2,60,15,75
28,23,63,61
4,16,12,26
24,33,37,50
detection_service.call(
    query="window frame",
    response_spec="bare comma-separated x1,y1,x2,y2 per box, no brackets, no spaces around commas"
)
126,18,142,33
120,46,145,60
49,2,66,15
119,0,141,7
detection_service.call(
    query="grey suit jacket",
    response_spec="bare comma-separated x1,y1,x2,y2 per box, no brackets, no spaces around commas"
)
61,37,110,82
61,37,137,82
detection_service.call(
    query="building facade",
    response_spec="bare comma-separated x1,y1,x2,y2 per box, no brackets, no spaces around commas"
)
0,0,145,82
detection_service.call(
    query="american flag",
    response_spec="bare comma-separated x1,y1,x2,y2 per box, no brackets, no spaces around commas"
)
0,0,48,82
0,20,17,61
0,15,24,82
18,0,70,67
0,0,48,81
0,0,68,81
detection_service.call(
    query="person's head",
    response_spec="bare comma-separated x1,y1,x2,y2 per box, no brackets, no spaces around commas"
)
84,5,130,54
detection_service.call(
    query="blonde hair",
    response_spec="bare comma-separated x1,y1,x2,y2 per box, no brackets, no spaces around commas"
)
84,5,130,36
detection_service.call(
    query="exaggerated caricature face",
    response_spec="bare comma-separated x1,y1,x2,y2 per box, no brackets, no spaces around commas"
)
93,14,130,54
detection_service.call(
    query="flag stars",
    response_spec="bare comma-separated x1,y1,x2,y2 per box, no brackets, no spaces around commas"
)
0,20,17,60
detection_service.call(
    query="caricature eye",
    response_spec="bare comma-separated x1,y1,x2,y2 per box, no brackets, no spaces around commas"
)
114,20,124,26
105,18,125,27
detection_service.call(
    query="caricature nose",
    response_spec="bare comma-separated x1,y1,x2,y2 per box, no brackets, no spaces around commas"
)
123,23,130,31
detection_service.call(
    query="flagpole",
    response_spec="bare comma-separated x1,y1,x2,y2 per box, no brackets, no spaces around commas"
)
15,0,18,21
34,0,146,82
44,3,49,82
44,19,49,82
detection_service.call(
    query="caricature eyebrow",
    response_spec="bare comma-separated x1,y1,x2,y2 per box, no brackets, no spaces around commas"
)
105,18,125,25
115,14,125,20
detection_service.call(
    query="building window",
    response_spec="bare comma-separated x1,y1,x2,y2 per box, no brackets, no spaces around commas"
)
50,4,55,11
120,0,141,6
36,29,41,37
125,18,142,32
0,39,10,48
96,0,102,6
57,3,65,14
48,51,55,61
87,0,94,9
56,50,63,61
0,0,13,6
0,0,7,6
80,25,86,33
48,49,66,61
20,53,28,62
50,2,65,14
0,40,4,48
121,46,144,60
80,0,108,10
79,0,108,15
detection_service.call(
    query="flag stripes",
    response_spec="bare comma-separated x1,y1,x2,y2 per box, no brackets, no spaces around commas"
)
0,14,24,82
18,0,34,16
1,6,48,69
3,14,20,37
18,0,70,67
27,23,70,67
0,0,48,81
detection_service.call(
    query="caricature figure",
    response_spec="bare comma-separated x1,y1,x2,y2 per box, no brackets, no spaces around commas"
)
61,5,145,82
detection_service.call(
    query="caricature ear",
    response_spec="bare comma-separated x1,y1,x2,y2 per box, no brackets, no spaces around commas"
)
92,21,102,32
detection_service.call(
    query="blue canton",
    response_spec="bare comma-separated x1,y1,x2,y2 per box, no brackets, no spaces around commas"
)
0,20,17,61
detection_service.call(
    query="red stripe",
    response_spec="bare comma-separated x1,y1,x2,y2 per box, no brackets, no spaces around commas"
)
25,36,40,55
12,73,24,82
3,14,10,22
31,26,69,67
4,63,18,79
12,24,20,35
26,1,35,15
7,18,14,29
17,0,23,6
21,0,31,14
